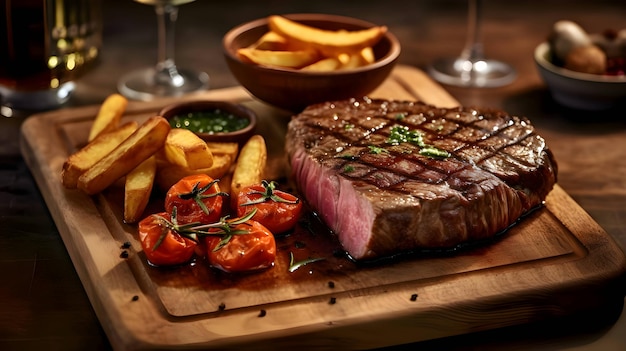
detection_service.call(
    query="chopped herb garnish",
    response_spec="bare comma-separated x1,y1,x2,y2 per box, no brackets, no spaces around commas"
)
387,125,426,147
337,154,356,160
368,145,388,154
344,123,355,130
394,113,406,120
343,165,355,173
386,125,450,159
419,146,451,159
288,252,324,272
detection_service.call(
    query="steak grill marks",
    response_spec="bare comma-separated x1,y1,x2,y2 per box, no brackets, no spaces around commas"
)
299,99,541,198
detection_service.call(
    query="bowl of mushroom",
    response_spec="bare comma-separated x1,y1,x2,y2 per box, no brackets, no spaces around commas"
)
534,20,626,110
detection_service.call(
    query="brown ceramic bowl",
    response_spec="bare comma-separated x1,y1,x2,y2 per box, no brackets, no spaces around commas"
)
223,14,401,112
159,100,257,143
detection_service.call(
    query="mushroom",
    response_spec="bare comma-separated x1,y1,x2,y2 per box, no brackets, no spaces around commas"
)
549,20,592,63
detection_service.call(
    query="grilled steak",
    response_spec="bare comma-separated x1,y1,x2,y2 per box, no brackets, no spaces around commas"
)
285,98,558,261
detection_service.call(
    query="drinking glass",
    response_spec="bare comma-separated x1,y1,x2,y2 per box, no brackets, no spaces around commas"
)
0,0,102,114
428,0,516,88
118,0,209,101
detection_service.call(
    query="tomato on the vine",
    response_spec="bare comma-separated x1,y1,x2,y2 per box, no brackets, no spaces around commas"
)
236,180,303,234
203,211,276,273
138,212,197,266
165,174,227,225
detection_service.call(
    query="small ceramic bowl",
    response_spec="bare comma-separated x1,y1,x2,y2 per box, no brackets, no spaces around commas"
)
223,13,401,112
534,42,626,110
159,100,257,143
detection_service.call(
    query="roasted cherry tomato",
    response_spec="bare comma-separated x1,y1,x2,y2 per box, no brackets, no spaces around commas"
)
236,180,303,234
138,212,197,266
165,174,227,225
204,212,276,273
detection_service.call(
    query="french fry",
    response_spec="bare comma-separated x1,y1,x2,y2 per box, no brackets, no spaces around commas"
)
156,154,233,191
241,17,384,72
268,15,387,56
159,128,214,170
62,121,138,189
338,46,376,69
237,47,320,69
251,30,311,52
360,46,376,64
251,31,290,51
205,141,239,161
88,93,128,142
124,156,156,223
301,57,342,71
230,134,267,207
77,116,171,195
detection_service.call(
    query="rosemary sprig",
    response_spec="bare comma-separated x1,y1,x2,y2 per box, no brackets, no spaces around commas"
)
151,207,257,252
152,206,201,251
288,252,325,273
239,180,299,206
177,180,229,215
190,209,257,251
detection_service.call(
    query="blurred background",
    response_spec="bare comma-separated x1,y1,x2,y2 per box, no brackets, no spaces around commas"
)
75,0,624,112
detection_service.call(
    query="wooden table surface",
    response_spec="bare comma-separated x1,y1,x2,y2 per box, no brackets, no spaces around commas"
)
2,0,626,350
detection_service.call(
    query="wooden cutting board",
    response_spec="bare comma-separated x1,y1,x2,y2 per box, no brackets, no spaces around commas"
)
20,65,626,350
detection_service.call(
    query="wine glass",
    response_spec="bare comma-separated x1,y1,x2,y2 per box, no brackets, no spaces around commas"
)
118,0,209,101
428,0,516,88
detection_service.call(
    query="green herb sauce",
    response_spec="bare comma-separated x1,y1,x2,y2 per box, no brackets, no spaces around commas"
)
169,109,249,134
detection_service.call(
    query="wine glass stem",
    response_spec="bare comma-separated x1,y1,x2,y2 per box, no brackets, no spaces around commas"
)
154,4,184,87
460,0,484,62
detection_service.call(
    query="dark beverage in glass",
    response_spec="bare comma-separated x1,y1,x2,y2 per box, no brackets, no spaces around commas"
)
0,0,102,110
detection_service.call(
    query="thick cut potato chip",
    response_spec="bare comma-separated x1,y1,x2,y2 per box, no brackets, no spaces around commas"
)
159,128,214,170
230,134,267,207
237,48,320,69
88,93,128,142
205,142,239,161
156,154,233,191
124,156,156,223
268,15,387,56
77,116,170,195
62,121,138,189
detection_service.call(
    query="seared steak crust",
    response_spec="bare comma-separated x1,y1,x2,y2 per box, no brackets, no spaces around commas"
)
285,98,558,260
